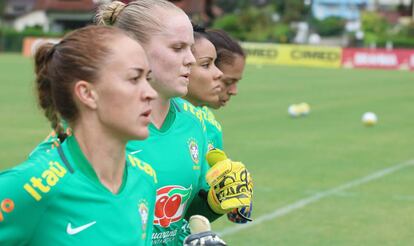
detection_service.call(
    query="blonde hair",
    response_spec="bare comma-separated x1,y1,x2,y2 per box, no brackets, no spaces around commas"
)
95,0,184,44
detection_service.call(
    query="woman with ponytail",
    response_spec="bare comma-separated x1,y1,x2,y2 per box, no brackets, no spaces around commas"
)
0,25,158,245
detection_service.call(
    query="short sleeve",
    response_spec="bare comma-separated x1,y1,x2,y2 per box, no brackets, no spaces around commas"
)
0,164,48,245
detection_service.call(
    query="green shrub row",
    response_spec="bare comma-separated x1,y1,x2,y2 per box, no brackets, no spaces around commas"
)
0,27,62,52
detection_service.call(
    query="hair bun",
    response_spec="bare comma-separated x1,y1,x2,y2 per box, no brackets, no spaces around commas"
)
110,2,126,24
193,24,206,33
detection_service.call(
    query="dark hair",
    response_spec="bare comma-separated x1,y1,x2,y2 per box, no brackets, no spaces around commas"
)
193,24,208,42
204,29,245,66
34,25,126,136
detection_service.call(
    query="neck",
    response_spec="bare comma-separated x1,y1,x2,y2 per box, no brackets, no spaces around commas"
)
72,117,126,194
150,95,171,129
183,96,201,107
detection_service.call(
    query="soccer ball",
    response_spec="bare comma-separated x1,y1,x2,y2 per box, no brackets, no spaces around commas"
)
288,104,300,117
297,102,310,116
362,112,378,126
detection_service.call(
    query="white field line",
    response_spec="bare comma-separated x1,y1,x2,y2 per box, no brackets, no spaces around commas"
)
219,159,414,236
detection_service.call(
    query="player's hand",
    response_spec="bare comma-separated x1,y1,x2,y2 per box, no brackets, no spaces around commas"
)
183,231,227,246
227,202,253,224
205,149,253,215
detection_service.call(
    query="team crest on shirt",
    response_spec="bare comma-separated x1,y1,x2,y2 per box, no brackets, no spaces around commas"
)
187,138,199,165
138,200,149,239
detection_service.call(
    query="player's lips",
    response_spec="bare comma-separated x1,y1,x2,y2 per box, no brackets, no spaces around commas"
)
140,109,152,123
212,85,221,93
220,98,229,106
180,73,190,84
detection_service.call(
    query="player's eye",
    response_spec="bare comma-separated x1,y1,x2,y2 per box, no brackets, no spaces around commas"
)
146,72,153,82
201,62,210,69
224,80,234,86
172,45,184,52
130,76,140,83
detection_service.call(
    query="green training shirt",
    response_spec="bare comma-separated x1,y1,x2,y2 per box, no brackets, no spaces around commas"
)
126,98,210,245
200,106,223,150
28,121,71,160
169,98,225,243
0,135,157,245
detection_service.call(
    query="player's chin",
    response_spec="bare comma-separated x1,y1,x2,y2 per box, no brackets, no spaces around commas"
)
203,95,219,108
130,127,150,140
173,86,188,98
208,100,221,109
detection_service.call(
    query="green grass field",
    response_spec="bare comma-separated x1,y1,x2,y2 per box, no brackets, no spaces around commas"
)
1,53,413,245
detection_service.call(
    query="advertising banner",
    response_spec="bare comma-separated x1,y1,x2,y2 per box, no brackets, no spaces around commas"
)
242,42,342,68
242,42,280,65
342,48,414,70
278,45,342,68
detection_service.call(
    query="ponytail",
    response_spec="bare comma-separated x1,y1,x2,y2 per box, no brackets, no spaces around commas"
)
34,43,65,138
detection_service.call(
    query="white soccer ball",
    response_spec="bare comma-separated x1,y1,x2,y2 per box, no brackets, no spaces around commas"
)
297,102,310,116
288,104,300,117
362,112,378,126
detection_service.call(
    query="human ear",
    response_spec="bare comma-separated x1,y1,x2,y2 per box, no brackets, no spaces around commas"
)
73,80,98,110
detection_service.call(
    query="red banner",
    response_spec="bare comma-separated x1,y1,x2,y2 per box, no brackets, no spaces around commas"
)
342,48,414,70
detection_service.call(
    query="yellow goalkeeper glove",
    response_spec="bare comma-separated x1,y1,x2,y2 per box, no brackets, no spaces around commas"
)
205,149,253,215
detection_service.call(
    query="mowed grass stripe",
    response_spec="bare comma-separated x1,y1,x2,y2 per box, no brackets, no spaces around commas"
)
219,158,414,236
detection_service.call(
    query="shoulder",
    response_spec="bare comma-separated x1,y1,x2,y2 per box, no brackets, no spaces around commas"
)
28,125,72,160
126,154,158,185
201,106,222,132
172,97,206,132
0,151,70,240
1,149,70,203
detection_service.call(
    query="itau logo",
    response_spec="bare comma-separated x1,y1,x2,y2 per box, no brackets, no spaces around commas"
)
154,185,192,228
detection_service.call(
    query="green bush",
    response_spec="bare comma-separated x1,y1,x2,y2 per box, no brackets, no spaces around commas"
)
378,36,414,48
361,11,389,35
0,27,61,52
213,5,294,43
311,17,346,37
212,13,246,40
398,21,414,37
269,23,294,43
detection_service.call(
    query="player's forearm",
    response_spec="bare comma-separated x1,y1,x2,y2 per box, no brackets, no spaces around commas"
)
185,189,223,222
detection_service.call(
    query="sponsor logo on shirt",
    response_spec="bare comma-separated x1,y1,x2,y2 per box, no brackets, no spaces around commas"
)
128,155,158,183
152,229,178,245
154,185,192,228
182,101,206,131
201,107,222,131
188,138,199,168
138,199,149,240
66,221,96,235
23,161,67,201
0,198,15,222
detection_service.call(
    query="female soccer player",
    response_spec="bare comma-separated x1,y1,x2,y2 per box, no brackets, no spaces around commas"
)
196,29,251,225
96,1,252,245
182,29,223,110
201,29,246,150
0,25,158,245
207,29,246,110
177,27,251,225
